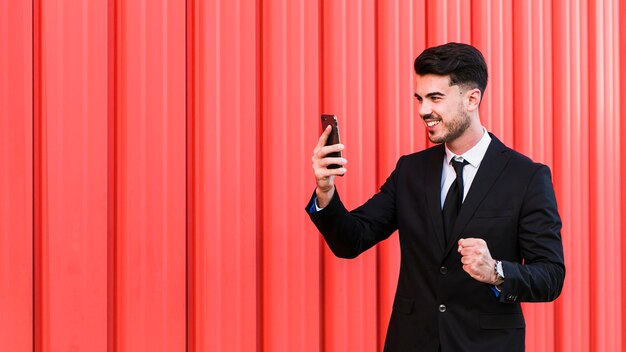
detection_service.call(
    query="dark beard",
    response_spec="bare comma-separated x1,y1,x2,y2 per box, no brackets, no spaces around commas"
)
428,110,471,144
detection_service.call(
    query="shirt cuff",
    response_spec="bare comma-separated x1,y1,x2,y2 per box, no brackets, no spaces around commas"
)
308,196,324,213
489,285,501,298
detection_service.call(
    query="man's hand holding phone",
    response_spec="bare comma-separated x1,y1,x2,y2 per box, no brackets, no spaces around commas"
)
312,121,347,208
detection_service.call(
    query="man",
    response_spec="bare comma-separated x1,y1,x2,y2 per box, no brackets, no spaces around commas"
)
306,42,565,351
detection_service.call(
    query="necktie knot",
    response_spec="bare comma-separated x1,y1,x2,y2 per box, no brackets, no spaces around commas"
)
451,158,469,176
449,158,469,203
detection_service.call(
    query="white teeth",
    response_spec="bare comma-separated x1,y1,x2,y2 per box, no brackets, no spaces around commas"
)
426,120,440,127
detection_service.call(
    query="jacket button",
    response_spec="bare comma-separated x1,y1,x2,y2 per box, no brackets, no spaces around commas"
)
439,304,446,312
439,266,448,274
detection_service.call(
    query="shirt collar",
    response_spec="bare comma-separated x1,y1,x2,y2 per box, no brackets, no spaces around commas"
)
444,128,492,168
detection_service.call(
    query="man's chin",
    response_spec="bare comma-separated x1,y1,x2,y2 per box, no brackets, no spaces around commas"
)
427,132,446,144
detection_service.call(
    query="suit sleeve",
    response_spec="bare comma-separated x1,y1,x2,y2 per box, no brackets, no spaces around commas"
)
499,164,565,303
304,157,402,259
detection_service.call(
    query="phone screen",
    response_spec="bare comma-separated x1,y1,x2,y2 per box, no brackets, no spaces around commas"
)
321,114,342,169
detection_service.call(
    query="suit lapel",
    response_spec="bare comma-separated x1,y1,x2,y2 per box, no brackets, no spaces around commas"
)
425,145,446,252
443,134,511,256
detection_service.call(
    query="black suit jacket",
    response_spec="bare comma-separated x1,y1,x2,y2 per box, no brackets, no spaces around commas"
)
306,134,565,352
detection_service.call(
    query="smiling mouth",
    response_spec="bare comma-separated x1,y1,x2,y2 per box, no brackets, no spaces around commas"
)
425,120,441,127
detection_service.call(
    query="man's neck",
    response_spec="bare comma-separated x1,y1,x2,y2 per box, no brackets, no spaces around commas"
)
445,124,485,155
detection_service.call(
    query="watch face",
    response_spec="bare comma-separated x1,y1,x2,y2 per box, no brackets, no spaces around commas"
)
496,261,505,278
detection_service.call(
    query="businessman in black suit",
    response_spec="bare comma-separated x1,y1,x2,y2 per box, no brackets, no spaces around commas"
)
306,43,565,351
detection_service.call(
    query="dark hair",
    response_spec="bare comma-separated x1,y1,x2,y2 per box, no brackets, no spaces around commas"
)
414,42,488,96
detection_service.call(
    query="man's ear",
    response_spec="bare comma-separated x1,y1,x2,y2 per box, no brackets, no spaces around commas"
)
466,88,482,112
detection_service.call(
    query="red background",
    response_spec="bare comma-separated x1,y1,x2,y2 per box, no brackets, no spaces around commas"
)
0,0,624,351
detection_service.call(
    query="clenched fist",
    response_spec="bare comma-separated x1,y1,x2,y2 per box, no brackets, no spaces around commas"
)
457,238,502,285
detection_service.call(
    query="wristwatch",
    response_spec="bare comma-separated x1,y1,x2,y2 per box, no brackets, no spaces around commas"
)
494,260,505,286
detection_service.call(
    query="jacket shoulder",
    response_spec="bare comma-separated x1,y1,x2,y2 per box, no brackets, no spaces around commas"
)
500,145,549,173
400,144,444,164
490,135,550,172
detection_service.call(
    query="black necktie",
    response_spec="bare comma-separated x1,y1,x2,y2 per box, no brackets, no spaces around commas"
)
442,159,469,246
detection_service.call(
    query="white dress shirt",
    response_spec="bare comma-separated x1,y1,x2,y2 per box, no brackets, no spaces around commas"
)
440,129,492,208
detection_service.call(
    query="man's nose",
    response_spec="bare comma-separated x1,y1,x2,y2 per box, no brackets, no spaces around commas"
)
419,100,432,117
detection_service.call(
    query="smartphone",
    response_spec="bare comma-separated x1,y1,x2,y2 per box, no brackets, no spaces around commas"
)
320,114,342,169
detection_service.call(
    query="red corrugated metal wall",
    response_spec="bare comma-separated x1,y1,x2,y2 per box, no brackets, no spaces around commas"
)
0,0,623,351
